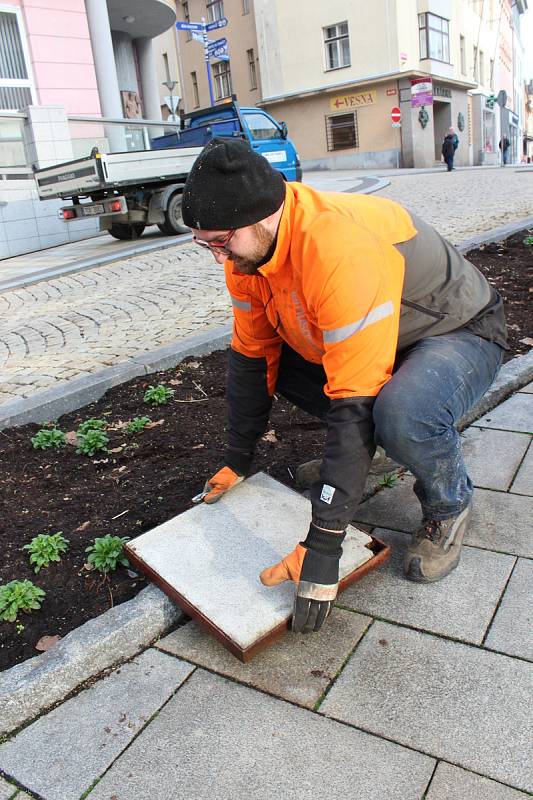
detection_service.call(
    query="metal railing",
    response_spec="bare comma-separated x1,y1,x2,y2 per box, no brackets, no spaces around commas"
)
67,115,183,159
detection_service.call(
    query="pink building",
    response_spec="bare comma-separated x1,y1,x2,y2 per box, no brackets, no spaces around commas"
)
0,0,175,119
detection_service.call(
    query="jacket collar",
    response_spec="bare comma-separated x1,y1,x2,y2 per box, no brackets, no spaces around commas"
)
256,183,295,278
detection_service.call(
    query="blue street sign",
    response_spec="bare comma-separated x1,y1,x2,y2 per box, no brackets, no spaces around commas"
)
207,36,227,50
206,17,228,31
175,21,204,31
214,53,230,61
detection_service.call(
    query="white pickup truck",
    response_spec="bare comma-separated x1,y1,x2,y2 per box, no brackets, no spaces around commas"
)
34,145,202,240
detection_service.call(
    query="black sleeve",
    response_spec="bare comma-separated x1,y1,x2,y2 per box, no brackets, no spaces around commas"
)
310,396,376,530
224,348,273,475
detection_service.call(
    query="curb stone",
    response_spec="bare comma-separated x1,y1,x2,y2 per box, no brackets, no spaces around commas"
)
455,215,533,252
0,585,182,738
1,222,532,740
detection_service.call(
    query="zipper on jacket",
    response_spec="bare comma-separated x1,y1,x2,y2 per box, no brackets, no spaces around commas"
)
401,298,446,320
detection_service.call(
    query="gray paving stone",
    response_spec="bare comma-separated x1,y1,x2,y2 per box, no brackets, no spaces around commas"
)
340,529,514,643
519,381,533,394
426,762,530,799
0,777,17,800
484,559,533,661
0,649,194,800
510,441,533,496
156,609,371,709
88,668,435,800
321,622,533,793
460,427,531,490
354,476,533,557
472,393,533,433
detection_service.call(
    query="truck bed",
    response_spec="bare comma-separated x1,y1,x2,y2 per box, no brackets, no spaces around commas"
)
35,146,202,200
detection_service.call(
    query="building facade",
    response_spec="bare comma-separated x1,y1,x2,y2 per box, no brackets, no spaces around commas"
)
172,0,529,170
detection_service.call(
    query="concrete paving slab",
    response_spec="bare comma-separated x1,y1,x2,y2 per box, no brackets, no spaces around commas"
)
353,476,533,557
156,609,371,709
88,668,435,800
426,762,531,799
339,528,514,643
321,622,533,792
519,381,533,393
460,427,531,490
0,649,194,800
510,441,533,496
0,778,17,800
472,393,533,433
484,559,533,661
127,472,374,659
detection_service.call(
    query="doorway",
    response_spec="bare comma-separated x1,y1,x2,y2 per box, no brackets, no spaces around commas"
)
433,100,452,160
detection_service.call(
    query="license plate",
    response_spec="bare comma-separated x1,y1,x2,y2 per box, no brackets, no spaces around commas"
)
82,204,104,216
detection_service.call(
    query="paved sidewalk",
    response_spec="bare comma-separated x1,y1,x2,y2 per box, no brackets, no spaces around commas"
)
1,166,532,408
0,382,531,799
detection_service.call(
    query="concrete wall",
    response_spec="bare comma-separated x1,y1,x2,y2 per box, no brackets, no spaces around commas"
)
265,80,402,169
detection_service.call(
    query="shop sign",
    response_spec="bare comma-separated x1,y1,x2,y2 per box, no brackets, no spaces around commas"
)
330,91,376,112
434,86,452,99
411,77,433,107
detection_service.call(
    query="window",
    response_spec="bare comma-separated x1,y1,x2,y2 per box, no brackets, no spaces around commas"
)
490,58,494,90
323,22,350,70
182,2,191,41
325,112,358,151
242,0,250,13
479,50,484,84
212,60,232,101
244,112,279,141
0,9,34,111
418,13,450,62
247,48,257,90
459,35,466,74
191,71,199,107
473,45,478,80
207,1,224,23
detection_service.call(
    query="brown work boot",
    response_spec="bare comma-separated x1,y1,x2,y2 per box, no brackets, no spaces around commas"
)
295,447,399,489
404,503,472,583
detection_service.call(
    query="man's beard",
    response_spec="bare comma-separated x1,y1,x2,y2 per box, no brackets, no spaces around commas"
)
231,222,277,275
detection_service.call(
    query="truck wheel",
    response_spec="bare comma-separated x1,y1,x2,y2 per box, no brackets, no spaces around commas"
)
158,192,190,235
108,223,146,240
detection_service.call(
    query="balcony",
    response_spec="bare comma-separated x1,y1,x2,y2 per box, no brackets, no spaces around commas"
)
107,0,176,39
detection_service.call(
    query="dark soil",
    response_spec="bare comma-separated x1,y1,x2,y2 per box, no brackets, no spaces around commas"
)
1,230,531,671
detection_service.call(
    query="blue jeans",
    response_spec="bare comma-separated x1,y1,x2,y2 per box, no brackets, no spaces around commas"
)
276,331,503,521
373,331,503,519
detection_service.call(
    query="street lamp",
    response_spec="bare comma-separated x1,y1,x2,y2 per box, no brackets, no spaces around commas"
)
162,80,179,123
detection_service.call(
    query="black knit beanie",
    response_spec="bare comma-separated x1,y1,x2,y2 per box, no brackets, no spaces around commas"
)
181,137,286,230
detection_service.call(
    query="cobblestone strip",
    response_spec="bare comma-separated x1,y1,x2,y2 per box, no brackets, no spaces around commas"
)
0,243,232,404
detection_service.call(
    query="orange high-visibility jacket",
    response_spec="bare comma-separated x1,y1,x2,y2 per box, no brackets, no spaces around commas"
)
223,183,504,530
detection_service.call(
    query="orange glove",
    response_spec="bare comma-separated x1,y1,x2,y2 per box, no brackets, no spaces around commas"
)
199,466,243,504
260,524,345,633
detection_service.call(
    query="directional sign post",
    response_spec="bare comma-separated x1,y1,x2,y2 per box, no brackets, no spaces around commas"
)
176,16,228,106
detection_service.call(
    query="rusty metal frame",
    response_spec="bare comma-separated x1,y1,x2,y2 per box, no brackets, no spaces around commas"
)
125,535,390,663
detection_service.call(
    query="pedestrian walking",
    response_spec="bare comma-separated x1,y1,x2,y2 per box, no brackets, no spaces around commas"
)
499,136,511,165
182,138,507,634
442,127,459,171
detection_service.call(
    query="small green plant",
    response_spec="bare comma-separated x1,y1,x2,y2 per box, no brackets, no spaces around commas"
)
86,535,130,573
31,428,66,450
22,531,70,573
125,416,151,433
16,623,25,635
143,384,175,406
76,428,109,456
523,235,533,246
378,473,398,488
0,580,46,622
77,417,107,435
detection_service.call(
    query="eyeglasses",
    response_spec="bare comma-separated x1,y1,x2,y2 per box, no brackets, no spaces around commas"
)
193,229,236,254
